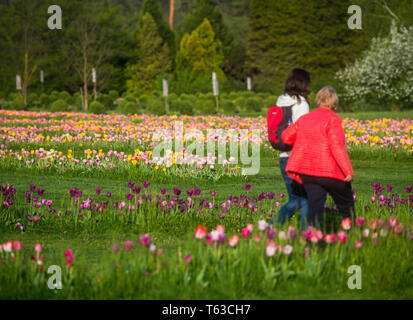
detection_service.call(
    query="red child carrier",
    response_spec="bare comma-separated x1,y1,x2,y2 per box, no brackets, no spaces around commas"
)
267,105,294,152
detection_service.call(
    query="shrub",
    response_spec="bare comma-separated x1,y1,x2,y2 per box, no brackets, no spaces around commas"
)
8,93,19,101
108,90,119,102
97,94,114,110
148,97,165,115
198,97,216,114
50,99,67,112
221,99,235,114
89,100,105,114
27,93,39,107
40,93,49,107
177,100,194,115
168,93,179,112
12,95,25,110
58,91,72,103
0,99,11,109
245,97,263,113
119,101,138,115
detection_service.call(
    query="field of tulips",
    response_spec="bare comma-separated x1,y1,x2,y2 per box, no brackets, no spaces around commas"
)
0,109,412,299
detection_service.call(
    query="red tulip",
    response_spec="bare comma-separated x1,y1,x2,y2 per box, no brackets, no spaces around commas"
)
228,235,240,247
341,218,352,230
194,225,207,239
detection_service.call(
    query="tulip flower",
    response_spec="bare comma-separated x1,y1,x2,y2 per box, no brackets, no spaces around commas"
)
13,241,22,251
241,228,250,237
283,245,293,255
258,220,268,231
34,243,42,253
354,241,363,249
184,254,191,264
341,218,352,230
355,217,365,227
123,241,133,251
265,241,277,257
338,230,347,243
194,225,207,239
228,235,240,247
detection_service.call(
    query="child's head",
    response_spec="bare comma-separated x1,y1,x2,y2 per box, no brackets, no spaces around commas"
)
316,86,339,111
284,68,311,104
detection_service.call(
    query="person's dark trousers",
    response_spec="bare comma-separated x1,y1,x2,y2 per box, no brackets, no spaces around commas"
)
301,174,355,229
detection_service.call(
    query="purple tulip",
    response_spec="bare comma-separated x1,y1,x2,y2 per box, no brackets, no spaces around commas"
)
245,184,251,191
96,187,101,195
143,181,150,188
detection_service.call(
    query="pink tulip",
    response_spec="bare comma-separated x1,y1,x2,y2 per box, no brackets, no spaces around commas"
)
241,228,250,237
283,245,293,255
246,223,254,232
354,241,363,249
34,243,42,253
12,241,22,251
287,226,296,240
123,241,133,251
216,225,225,234
184,254,191,264
362,229,370,238
355,217,365,227
258,220,268,231
266,241,277,257
338,230,347,243
254,235,261,243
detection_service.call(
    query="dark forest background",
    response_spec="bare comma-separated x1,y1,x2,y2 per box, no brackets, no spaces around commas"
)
0,0,412,107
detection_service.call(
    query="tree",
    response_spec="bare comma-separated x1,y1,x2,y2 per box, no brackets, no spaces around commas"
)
126,13,171,94
179,0,236,77
246,0,368,90
336,22,413,111
0,0,45,104
59,0,124,111
139,0,176,66
176,18,225,79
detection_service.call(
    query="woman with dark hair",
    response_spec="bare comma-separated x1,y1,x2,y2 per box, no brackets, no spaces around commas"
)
274,68,311,230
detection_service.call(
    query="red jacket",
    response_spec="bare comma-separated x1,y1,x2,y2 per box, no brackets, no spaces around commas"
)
282,107,353,184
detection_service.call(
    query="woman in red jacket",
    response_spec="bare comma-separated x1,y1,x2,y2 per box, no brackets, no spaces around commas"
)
282,86,355,228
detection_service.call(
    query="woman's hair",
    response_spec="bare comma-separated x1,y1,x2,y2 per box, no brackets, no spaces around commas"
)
316,86,339,111
284,68,311,104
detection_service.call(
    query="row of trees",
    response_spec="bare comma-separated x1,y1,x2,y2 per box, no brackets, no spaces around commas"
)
1,0,412,111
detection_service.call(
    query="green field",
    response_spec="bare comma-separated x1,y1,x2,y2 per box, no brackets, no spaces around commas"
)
0,110,412,299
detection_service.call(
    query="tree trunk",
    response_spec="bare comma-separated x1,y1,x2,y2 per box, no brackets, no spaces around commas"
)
169,0,175,30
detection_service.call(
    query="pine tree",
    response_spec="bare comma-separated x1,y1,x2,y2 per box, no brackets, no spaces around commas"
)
176,18,225,79
126,13,172,94
246,0,368,90
179,0,236,76
139,0,176,67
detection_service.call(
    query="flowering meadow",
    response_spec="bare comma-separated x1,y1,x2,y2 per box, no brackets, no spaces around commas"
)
0,109,412,299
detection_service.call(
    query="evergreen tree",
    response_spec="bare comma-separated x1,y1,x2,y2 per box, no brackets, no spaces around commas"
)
246,0,368,90
139,0,176,67
126,13,172,94
179,0,237,77
176,18,225,79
